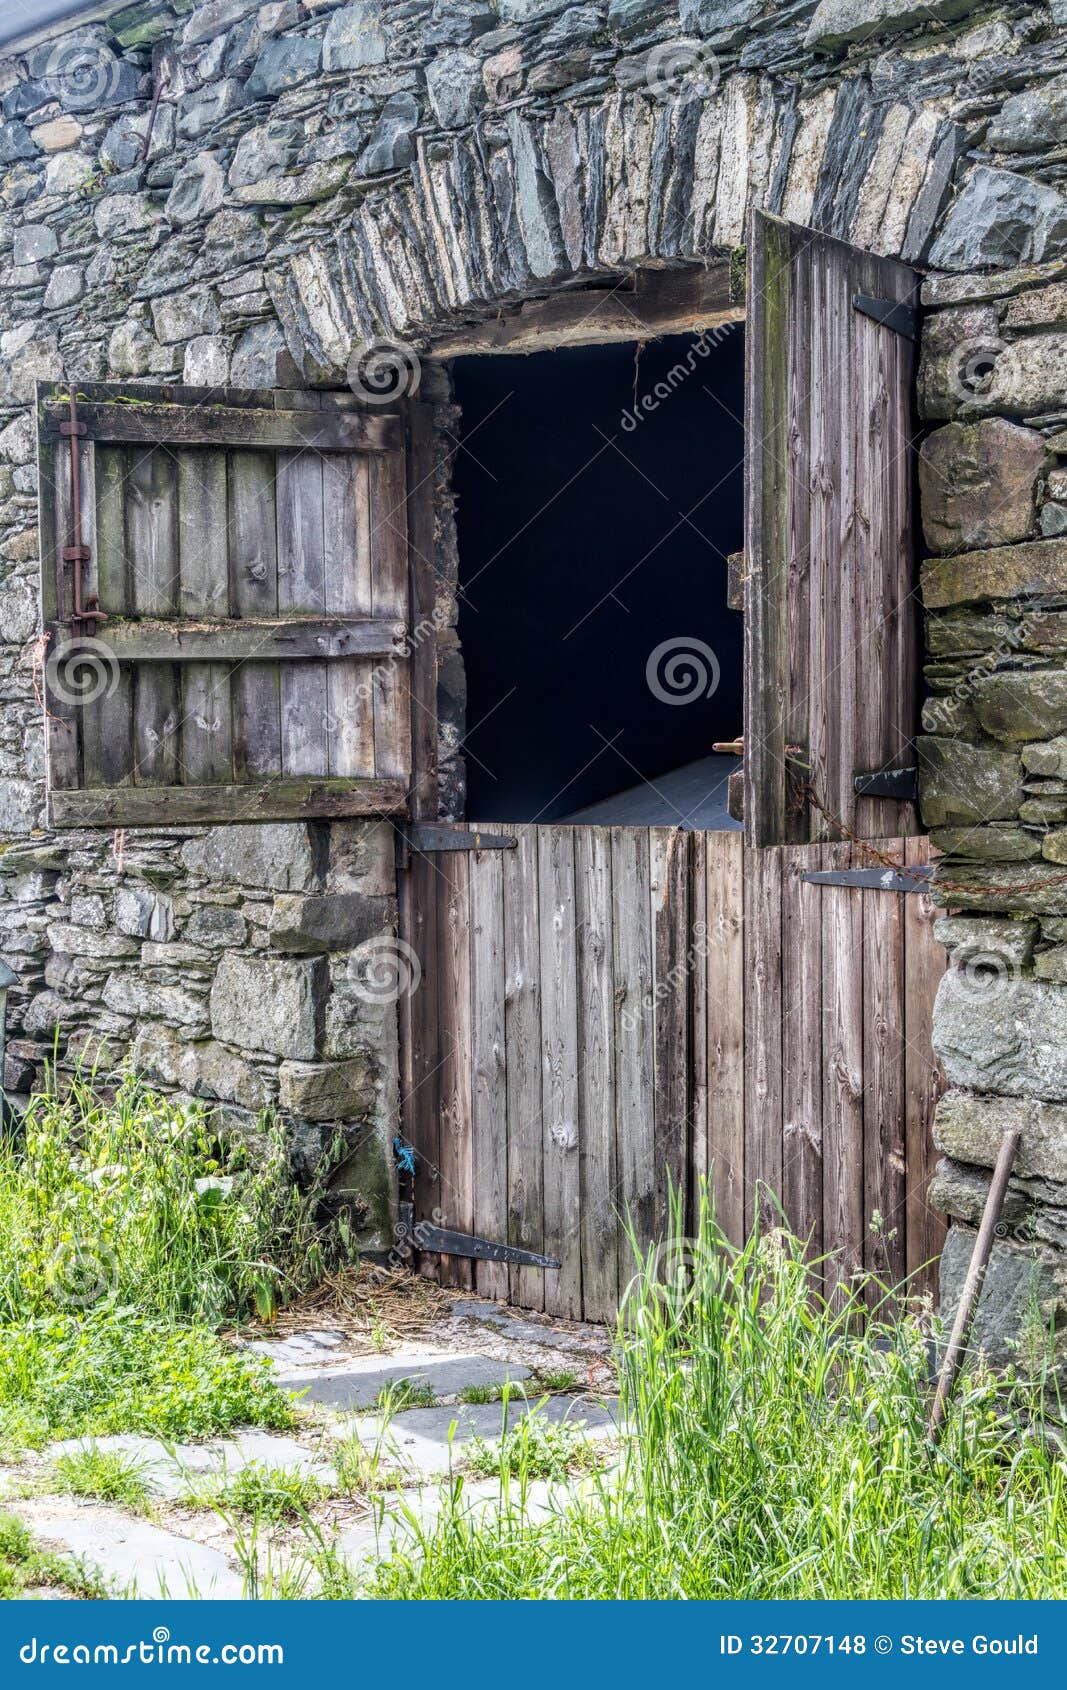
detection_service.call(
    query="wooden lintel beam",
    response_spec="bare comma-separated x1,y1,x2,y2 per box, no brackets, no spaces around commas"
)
74,615,409,663
49,777,410,827
41,401,401,454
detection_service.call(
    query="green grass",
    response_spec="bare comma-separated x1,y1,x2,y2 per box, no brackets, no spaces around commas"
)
49,1444,152,1510
375,1379,438,1412
535,1368,579,1393
0,1077,347,1450
457,1381,508,1404
464,1407,602,1482
363,1188,1067,1600
0,1511,103,1600
208,1463,329,1523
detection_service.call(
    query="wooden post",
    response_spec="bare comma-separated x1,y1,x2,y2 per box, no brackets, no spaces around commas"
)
927,1129,1021,1443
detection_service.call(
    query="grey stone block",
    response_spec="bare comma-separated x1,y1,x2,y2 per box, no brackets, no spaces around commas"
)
939,1224,1065,1378
277,1352,531,1408
180,824,322,892
933,916,1037,970
277,1056,374,1119
246,37,322,99
210,953,326,1059
934,973,1067,1101
268,892,385,954
322,1,388,70
972,671,1067,744
10,1501,243,1599
359,93,419,175
919,420,1045,553
805,0,980,51
131,1023,272,1110
930,167,1067,272
935,1091,1067,1183
918,737,1023,828
426,49,486,129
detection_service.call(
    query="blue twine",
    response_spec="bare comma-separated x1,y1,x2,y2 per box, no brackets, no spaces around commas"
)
393,1135,416,1175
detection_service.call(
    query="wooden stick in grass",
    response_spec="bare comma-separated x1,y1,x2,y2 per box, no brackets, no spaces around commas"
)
927,1129,1021,1444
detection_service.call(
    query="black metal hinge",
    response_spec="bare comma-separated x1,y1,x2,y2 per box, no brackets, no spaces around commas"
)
801,864,934,895
854,765,919,800
398,824,518,870
853,294,918,341
396,1201,560,1268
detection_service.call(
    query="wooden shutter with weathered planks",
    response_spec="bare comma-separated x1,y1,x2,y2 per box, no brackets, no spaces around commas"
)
37,381,420,827
743,213,921,848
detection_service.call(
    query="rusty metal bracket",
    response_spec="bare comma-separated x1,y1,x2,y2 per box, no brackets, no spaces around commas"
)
801,864,933,894
853,294,918,341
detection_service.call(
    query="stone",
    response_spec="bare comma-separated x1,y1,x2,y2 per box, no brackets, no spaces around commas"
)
180,823,321,891
229,320,298,386
246,37,322,99
972,670,1067,743
805,0,981,52
935,1091,1067,1183
276,1351,531,1408
678,0,760,40
1044,829,1067,864
930,167,1067,272
322,1,388,70
33,115,82,151
42,263,83,309
210,953,326,1059
1003,282,1067,332
919,420,1045,554
93,191,161,238
934,973,1067,1101
425,49,486,130
13,224,57,265
1036,945,1067,982
1041,504,1067,538
483,45,522,101
933,915,1037,969
233,158,351,205
982,333,1067,418
22,991,71,1038
606,0,661,33
151,289,222,343
166,153,226,226
177,79,247,142
183,335,231,386
227,120,300,187
184,905,247,947
922,538,1067,609
918,736,1023,827
988,77,1067,156
9,1501,243,1600
0,780,42,835
929,824,1040,862
0,121,37,163
277,1055,375,1119
131,1022,272,1110
102,973,210,1029
928,1159,1031,1232
182,0,262,44
1024,739,1067,779
347,1395,617,1476
935,861,1067,915
939,1226,1064,1378
359,94,419,175
45,1432,332,1501
107,321,156,377
268,892,385,954
46,923,139,961
115,886,174,942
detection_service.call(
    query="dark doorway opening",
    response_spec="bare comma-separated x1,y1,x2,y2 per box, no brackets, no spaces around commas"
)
450,326,745,826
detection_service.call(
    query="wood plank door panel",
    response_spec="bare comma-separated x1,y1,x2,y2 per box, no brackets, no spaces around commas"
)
401,826,946,1320
744,214,921,848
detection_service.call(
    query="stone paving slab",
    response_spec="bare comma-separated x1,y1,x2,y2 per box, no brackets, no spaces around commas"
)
12,1500,244,1599
449,1300,613,1356
45,1433,335,1500
240,1330,348,1368
345,1393,620,1477
280,1350,531,1410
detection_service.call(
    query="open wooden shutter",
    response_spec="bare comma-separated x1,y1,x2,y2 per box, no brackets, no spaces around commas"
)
743,213,921,847
37,381,418,827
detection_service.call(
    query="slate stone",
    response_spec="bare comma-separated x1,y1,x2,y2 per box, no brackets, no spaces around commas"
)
277,1056,375,1119
934,972,1067,1101
1042,504,1067,538
933,915,1037,969
919,420,1046,553
806,0,983,52
229,320,298,386
131,1023,272,1111
151,289,223,343
102,973,210,1030
939,1225,1065,1376
180,824,322,891
228,120,300,187
182,0,262,46
184,905,248,947
210,952,326,1059
921,538,1067,609
606,0,661,34
115,885,174,941
268,892,386,955
0,121,36,163
988,77,1067,157
348,1394,619,1474
177,79,247,141
43,264,84,310
359,93,419,174
279,1352,531,1408
425,49,486,129
183,335,231,385
246,36,322,99
986,333,1067,418
929,167,1067,272
929,824,1040,862
10,1501,243,1599
322,1,388,71
1023,738,1067,780
13,224,57,265
107,320,156,377
678,0,760,39
972,670,1067,743
46,1433,333,1501
918,736,1023,827
935,1090,1067,1182
166,153,226,225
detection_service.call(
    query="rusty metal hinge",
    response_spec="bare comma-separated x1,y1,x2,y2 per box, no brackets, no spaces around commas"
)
400,824,517,855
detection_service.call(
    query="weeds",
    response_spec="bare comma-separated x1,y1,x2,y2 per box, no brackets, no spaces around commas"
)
376,1379,437,1412
49,1444,151,1510
209,1464,329,1523
457,1382,508,1405
535,1368,578,1393
464,1398,601,1483
0,1511,104,1600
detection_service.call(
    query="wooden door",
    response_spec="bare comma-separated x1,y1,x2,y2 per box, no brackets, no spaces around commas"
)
744,214,921,848
37,381,425,826
399,824,946,1320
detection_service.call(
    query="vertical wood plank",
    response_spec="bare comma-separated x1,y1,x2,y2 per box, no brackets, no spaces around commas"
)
903,835,947,1298
324,452,375,778
612,827,655,1276
438,849,474,1290
688,829,709,1234
503,824,545,1310
862,837,908,1297
538,826,581,1318
369,446,411,780
406,403,440,820
80,442,132,788
705,830,745,1247
37,426,80,795
400,846,441,1282
470,841,508,1302
178,450,233,785
650,828,689,1242
229,450,281,778
576,825,617,1323
821,843,865,1308
744,843,783,1234
781,841,824,1274
784,229,813,843
126,447,179,785
276,401,327,776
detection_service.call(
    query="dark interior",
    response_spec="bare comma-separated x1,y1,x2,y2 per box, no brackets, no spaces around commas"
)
450,326,745,826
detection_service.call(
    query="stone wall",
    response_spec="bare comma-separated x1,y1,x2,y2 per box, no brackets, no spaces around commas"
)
2,0,1067,1310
